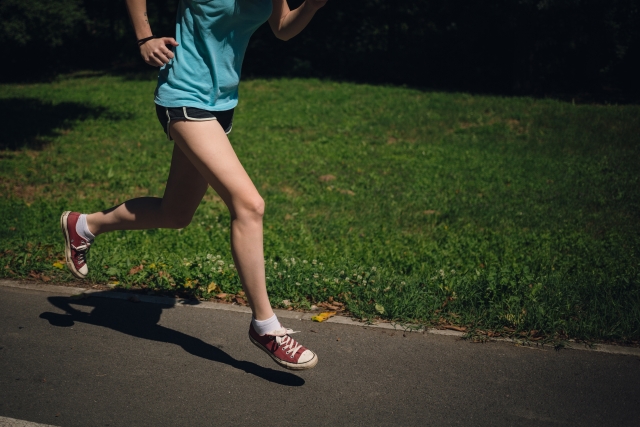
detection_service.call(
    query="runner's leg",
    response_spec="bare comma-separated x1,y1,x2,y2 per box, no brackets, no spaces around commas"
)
86,143,209,234
168,119,274,321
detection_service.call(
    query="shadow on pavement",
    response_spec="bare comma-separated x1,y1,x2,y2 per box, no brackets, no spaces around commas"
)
39,295,304,387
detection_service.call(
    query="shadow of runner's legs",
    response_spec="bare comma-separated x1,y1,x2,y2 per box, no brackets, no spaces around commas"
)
39,296,304,386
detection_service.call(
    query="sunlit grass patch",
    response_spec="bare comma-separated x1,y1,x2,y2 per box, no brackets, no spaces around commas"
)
1,76,639,343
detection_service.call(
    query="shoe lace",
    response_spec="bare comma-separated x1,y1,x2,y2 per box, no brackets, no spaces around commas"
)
268,328,303,357
72,240,92,263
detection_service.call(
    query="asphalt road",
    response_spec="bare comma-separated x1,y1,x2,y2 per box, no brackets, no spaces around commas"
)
1,285,639,427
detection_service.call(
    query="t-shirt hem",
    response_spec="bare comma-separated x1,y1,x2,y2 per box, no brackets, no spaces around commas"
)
154,99,238,112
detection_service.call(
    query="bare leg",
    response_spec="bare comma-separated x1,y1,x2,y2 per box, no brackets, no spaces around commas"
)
86,143,209,235
168,120,274,321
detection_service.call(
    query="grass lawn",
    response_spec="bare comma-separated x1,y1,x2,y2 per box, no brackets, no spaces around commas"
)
1,75,639,342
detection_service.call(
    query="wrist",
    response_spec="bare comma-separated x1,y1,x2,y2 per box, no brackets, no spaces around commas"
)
137,35,158,46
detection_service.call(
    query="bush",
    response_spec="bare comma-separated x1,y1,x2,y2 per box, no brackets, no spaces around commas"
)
1,0,638,98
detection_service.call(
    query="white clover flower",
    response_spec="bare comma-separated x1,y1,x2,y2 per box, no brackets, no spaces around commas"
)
362,280,367,285
273,262,278,268
451,269,456,274
217,260,225,265
334,278,339,283
287,275,291,278
357,275,362,280
296,282,301,286
313,274,319,279
216,255,221,259
305,278,309,281
439,269,445,277
401,281,406,285
371,266,377,271
207,254,213,260
340,271,344,275
319,262,324,266
303,260,308,264
229,264,235,269
312,259,317,265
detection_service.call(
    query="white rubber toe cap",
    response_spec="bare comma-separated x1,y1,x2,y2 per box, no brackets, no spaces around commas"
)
298,349,315,364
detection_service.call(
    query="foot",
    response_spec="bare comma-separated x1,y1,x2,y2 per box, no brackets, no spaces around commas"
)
60,211,92,279
249,323,318,370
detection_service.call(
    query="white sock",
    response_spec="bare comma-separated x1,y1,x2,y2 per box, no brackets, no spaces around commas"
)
76,214,95,242
252,314,280,336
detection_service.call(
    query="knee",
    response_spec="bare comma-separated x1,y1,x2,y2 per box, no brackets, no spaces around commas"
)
236,196,265,221
166,212,194,229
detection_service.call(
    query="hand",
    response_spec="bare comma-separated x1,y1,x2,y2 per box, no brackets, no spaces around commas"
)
305,0,328,12
140,37,179,67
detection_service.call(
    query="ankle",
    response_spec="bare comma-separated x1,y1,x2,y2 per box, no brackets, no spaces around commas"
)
252,313,279,335
85,214,100,237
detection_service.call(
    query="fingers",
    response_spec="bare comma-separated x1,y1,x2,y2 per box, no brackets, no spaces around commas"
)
162,37,179,47
140,38,178,67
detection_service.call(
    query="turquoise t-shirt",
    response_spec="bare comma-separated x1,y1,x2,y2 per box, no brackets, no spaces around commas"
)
155,0,272,111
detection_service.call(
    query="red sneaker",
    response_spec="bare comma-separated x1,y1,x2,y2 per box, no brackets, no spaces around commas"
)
249,324,318,370
60,211,92,279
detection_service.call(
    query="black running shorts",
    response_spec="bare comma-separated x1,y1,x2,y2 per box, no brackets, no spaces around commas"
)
155,104,234,141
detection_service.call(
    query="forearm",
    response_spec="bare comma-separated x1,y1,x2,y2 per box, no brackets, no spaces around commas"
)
271,1,321,41
126,0,153,39
126,0,178,67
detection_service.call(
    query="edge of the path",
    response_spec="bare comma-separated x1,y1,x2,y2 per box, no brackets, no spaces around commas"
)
2,279,639,358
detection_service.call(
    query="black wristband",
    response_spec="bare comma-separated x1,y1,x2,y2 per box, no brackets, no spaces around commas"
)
137,35,158,46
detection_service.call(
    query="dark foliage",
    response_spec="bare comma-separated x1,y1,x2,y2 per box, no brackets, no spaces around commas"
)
1,0,638,100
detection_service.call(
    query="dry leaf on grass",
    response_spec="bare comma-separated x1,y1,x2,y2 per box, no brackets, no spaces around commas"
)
215,293,228,299
311,311,336,322
319,174,336,182
128,264,144,275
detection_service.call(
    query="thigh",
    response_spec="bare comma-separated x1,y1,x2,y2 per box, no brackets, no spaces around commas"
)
168,119,260,216
161,142,209,218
